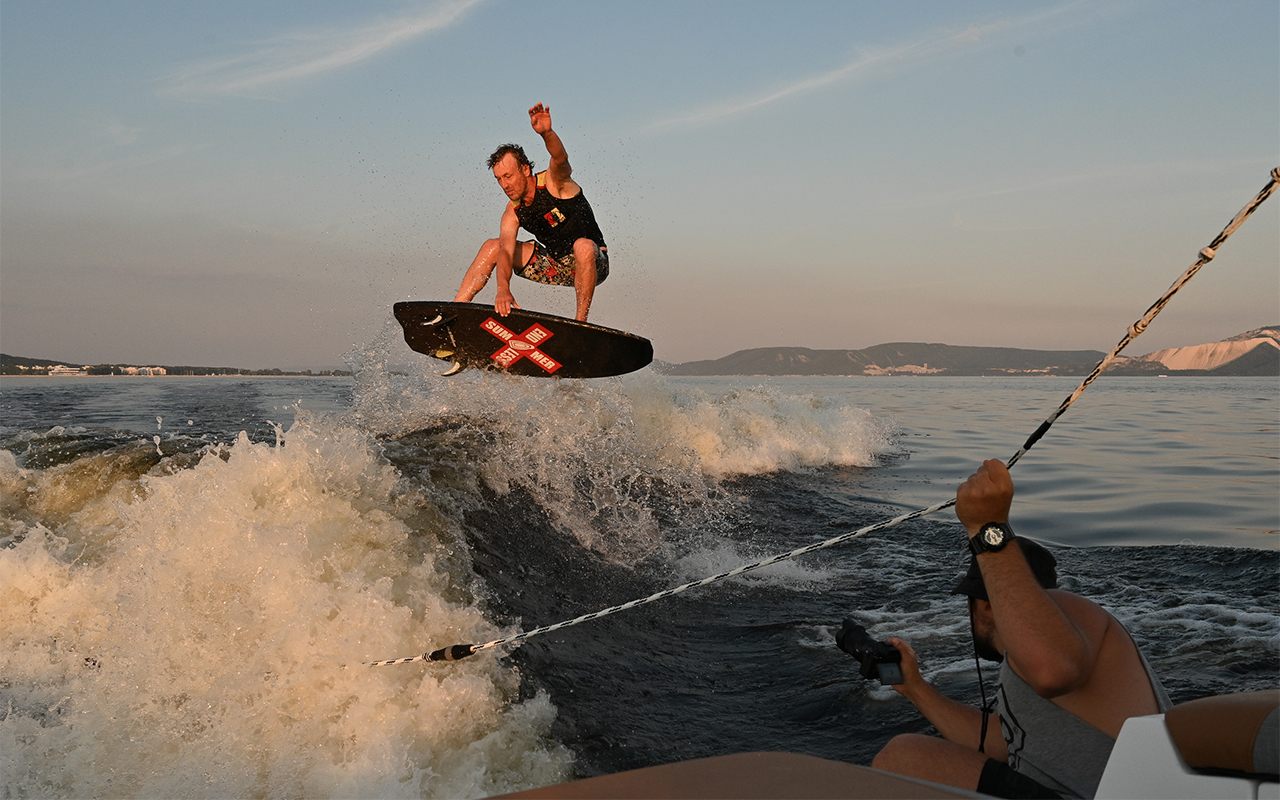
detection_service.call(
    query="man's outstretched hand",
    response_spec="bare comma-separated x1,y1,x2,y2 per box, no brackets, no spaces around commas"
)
529,103,552,135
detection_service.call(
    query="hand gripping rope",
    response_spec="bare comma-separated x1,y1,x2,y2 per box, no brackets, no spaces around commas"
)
365,168,1279,668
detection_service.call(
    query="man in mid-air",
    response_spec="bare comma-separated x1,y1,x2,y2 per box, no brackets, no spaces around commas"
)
454,103,608,322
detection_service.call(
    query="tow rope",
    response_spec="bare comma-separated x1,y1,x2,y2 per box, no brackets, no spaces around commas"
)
365,167,1279,668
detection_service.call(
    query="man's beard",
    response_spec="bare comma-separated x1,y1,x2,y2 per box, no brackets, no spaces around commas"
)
969,600,1004,663
974,630,1004,663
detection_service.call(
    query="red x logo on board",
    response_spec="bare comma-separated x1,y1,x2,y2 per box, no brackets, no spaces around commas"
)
482,318,562,374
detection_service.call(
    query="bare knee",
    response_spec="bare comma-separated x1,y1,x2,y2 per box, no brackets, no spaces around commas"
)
871,732,989,792
572,239,598,281
872,733,930,772
573,238,597,261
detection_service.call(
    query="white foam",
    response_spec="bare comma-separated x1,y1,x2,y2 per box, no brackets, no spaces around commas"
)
625,375,901,478
342,330,899,561
0,416,572,798
672,539,838,587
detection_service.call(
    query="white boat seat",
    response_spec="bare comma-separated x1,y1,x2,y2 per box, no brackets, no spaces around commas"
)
1096,691,1280,800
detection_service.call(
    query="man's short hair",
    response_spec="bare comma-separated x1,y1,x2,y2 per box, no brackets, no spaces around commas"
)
488,143,533,171
951,538,1058,601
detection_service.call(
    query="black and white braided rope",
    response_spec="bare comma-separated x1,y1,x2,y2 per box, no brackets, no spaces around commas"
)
365,168,1278,668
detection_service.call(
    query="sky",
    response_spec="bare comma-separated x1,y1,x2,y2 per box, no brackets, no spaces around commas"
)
2,0,1277,370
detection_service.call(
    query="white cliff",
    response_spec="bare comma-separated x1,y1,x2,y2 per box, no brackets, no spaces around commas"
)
1139,327,1279,371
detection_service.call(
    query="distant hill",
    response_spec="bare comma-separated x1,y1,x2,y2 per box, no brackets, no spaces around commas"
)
666,327,1279,377
1,354,350,377
666,343,1106,377
1,354,83,369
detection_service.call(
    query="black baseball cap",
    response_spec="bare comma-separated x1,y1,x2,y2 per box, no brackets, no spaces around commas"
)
951,537,1058,601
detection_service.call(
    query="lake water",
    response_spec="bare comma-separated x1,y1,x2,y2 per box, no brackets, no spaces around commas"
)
1,367,1276,797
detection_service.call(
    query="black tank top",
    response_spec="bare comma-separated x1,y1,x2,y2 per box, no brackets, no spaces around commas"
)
512,171,606,260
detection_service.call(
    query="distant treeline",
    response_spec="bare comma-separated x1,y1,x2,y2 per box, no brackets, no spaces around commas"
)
1,354,350,377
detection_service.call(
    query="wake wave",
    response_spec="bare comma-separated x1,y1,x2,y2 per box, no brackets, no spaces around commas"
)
0,338,901,797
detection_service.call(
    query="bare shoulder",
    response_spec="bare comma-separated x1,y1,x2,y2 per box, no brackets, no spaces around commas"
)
499,202,520,233
545,173,582,201
1050,590,1148,670
1048,590,1115,639
1047,589,1107,616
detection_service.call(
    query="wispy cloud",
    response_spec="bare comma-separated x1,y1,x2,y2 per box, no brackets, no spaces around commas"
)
158,0,485,100
649,0,1096,130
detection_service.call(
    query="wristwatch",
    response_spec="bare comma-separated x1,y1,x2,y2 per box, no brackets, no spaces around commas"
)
969,522,1014,555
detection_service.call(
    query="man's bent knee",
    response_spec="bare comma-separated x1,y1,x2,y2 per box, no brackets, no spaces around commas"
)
571,239,608,286
871,733,989,791
872,733,931,772
573,239,597,262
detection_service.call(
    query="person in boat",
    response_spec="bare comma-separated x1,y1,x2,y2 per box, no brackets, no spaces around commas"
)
871,459,1171,799
453,103,608,323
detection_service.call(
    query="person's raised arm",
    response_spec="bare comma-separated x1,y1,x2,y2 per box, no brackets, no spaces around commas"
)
529,102,576,194
957,461,1107,696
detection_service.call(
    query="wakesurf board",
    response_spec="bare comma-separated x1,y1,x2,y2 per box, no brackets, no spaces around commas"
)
393,301,653,378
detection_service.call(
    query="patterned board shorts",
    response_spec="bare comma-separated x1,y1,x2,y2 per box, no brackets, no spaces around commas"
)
515,242,609,287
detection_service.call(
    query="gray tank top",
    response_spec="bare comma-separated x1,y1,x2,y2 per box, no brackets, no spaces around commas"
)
996,628,1172,799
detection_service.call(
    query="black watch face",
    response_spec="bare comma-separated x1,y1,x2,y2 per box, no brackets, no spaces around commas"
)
981,525,1005,547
